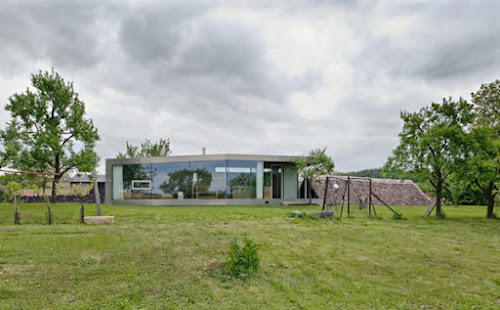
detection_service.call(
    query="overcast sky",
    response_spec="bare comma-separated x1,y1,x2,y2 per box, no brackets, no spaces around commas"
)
1,0,499,173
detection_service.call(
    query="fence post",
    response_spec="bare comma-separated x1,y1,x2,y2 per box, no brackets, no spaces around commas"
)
14,194,20,224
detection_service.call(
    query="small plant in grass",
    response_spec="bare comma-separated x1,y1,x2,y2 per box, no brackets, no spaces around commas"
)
289,210,304,218
289,212,321,220
70,183,93,223
393,212,405,220
223,236,260,280
34,183,55,225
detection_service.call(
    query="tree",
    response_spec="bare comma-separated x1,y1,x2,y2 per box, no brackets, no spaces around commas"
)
0,69,100,203
117,138,171,158
384,98,475,217
465,127,499,218
0,121,22,170
294,148,335,204
341,168,384,178
472,80,500,137
469,80,500,218
70,183,93,223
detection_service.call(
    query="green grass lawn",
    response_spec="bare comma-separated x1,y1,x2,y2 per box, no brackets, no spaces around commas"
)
0,203,499,309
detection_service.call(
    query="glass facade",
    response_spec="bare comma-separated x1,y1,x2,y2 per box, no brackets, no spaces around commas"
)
113,160,269,200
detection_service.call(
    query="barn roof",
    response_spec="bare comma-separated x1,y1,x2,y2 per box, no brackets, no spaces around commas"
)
309,175,432,206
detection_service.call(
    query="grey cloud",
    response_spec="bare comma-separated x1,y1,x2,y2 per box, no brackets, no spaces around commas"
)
0,0,117,72
118,5,321,105
119,1,208,64
1,0,499,173
351,0,500,82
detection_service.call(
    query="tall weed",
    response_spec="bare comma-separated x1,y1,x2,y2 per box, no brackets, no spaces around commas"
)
223,237,260,279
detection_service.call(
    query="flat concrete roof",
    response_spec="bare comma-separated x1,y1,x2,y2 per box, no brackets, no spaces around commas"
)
106,154,303,165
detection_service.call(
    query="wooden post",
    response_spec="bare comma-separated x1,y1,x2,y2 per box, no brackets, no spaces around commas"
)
369,178,372,217
80,201,85,224
347,176,350,215
45,196,52,225
424,198,437,217
371,191,399,215
322,177,329,211
92,169,102,216
14,194,20,225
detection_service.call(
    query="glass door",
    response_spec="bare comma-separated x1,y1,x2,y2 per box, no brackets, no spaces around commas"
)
271,165,282,199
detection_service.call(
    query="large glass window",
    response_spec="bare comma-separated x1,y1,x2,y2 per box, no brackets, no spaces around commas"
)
190,161,226,199
112,165,124,199
226,160,257,199
122,164,152,199
151,162,190,199
114,160,268,200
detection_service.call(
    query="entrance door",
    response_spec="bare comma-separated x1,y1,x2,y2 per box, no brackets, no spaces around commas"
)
271,165,282,199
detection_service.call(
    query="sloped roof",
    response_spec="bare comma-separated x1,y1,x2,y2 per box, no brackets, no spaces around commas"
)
309,175,431,206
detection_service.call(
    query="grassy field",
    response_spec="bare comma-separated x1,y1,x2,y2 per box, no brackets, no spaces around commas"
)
0,203,499,309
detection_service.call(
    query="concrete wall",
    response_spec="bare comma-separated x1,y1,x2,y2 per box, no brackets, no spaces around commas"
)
283,165,298,199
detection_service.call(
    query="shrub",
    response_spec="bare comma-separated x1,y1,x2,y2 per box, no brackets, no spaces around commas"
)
223,237,260,279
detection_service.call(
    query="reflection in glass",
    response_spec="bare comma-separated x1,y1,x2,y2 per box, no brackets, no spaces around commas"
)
227,161,257,199
151,162,189,199
112,165,124,200
117,160,264,200
123,164,151,199
263,168,271,199
190,161,226,199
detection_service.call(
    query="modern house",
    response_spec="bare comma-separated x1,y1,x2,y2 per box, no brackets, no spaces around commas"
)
105,154,303,206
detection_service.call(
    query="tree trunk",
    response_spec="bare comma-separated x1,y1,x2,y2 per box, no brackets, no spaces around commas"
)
435,180,443,217
51,177,58,203
487,194,495,218
51,155,60,203
42,178,47,197
485,181,496,219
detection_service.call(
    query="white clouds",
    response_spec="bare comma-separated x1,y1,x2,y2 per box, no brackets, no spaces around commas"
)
0,0,499,172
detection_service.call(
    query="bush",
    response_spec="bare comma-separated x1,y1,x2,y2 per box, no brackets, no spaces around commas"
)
223,237,260,279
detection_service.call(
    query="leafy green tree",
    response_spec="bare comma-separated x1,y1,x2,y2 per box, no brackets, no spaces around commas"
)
117,138,171,158
0,69,99,203
469,80,500,218
5,181,22,203
472,80,500,137
70,183,93,223
0,121,23,170
384,98,475,217
341,168,383,178
294,148,335,204
465,127,499,218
